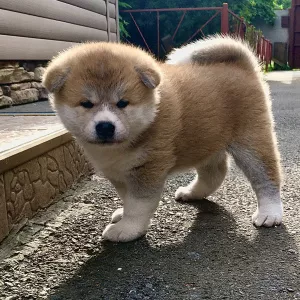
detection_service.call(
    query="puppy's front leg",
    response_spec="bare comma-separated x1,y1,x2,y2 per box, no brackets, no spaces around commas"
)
109,179,127,224
102,172,165,242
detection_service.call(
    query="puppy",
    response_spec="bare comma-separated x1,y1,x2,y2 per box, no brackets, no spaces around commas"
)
43,36,283,242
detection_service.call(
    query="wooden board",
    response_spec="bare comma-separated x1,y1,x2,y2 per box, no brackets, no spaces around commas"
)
289,0,300,67
0,9,109,42
0,0,111,30
58,0,116,17
0,35,77,60
0,34,117,60
0,0,118,60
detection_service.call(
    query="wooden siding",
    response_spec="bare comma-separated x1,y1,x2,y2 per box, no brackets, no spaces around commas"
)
58,0,116,17
0,0,116,29
0,34,117,61
0,0,119,60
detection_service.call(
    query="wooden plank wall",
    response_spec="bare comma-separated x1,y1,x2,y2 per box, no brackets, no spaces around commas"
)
0,0,119,60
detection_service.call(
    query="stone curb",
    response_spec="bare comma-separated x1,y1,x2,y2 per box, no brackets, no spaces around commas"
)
0,131,93,243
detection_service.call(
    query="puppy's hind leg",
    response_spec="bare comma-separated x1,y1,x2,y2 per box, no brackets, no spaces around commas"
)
228,138,282,227
175,151,228,201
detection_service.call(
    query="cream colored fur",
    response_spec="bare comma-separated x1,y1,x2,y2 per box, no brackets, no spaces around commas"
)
43,36,283,242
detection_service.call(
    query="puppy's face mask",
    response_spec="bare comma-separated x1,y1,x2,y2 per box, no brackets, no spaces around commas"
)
43,43,161,146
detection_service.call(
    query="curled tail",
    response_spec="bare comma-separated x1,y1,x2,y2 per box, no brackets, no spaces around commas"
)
166,35,260,72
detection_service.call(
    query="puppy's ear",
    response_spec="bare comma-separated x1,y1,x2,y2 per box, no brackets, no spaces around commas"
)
135,66,161,89
42,65,70,93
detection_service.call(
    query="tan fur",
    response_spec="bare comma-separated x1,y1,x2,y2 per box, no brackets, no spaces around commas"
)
43,36,283,242
189,35,261,71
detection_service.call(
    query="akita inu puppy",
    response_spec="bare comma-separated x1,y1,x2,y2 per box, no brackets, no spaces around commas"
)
43,36,283,242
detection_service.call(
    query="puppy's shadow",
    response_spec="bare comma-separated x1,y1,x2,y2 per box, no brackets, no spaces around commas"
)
50,199,298,300
177,197,223,213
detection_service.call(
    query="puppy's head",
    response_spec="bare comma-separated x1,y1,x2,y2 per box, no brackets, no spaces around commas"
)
43,42,161,146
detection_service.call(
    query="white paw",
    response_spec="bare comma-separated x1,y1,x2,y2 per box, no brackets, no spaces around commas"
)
102,218,148,242
111,208,123,223
175,186,203,201
252,203,283,227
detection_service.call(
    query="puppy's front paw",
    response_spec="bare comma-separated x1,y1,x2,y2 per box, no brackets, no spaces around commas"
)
111,208,123,223
102,218,148,242
252,203,283,227
175,186,201,201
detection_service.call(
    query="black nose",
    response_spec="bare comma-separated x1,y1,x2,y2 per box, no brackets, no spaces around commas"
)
95,122,115,140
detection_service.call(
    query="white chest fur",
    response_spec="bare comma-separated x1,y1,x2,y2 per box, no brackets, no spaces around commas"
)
82,142,146,182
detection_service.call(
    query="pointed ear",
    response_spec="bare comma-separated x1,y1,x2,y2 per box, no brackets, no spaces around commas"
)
135,66,161,89
42,65,70,93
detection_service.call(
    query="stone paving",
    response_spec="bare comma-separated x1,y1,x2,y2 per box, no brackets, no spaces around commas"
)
0,115,63,154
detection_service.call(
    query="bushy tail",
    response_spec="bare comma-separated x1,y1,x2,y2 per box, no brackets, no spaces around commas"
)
166,35,260,72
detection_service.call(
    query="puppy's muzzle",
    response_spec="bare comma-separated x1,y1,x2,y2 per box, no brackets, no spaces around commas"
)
95,122,115,141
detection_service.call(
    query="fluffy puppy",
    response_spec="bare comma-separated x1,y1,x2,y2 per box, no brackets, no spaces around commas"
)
43,36,283,242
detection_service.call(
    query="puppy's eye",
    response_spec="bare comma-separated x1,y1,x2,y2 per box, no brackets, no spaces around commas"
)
80,100,94,109
116,99,129,109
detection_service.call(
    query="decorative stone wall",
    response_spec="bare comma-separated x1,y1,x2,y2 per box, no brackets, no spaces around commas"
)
0,61,48,108
0,141,93,243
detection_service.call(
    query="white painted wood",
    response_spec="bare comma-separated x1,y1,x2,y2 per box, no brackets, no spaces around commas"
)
0,34,118,60
106,0,111,41
0,35,77,59
0,0,108,30
115,0,120,40
109,3,116,18
0,0,118,60
0,9,108,43
58,0,115,17
110,18,117,33
110,33,117,41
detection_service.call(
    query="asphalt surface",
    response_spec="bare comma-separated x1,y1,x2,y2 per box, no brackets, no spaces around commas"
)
0,100,53,114
0,71,299,299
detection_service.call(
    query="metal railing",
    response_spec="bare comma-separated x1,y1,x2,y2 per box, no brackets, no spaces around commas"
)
227,4,272,71
121,3,272,70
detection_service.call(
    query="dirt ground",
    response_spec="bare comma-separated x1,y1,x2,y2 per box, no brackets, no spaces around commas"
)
0,72,299,300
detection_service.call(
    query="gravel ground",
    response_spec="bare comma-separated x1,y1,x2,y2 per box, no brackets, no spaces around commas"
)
0,73,299,300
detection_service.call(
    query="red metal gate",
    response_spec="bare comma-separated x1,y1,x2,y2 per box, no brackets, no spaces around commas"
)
289,0,300,68
121,3,272,70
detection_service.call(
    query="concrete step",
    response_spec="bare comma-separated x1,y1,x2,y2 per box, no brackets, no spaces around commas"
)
0,115,92,243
